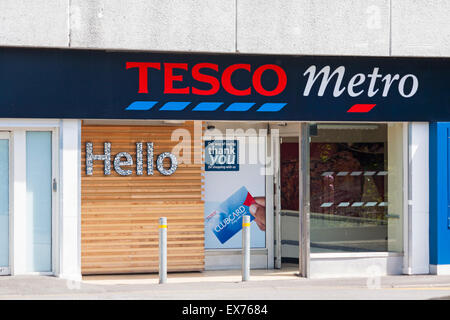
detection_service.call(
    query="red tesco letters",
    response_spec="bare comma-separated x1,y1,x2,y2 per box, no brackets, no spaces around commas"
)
192,63,220,95
125,62,161,94
126,62,287,96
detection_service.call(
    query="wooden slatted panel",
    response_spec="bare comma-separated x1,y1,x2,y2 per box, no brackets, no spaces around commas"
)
81,121,204,275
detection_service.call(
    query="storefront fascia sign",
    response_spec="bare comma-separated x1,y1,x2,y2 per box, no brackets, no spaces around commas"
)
85,142,178,176
0,47,449,121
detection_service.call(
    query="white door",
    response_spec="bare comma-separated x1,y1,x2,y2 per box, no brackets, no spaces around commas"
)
0,132,10,275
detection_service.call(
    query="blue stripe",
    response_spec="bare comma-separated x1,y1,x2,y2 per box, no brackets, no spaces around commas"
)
125,101,158,111
257,103,287,112
192,102,223,111
160,101,191,111
225,103,255,112
126,101,286,112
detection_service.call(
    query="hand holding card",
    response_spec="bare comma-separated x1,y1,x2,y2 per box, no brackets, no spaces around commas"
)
249,197,266,231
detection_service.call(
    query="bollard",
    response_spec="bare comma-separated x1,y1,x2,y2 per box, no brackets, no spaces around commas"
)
242,215,251,281
159,217,167,284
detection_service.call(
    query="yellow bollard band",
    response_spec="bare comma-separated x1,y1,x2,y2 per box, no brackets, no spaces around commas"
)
242,223,251,227
159,225,167,228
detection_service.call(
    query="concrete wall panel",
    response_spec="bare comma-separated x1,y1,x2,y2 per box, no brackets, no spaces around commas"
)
0,0,449,58
0,0,69,47
237,0,390,56
70,0,236,52
391,0,450,57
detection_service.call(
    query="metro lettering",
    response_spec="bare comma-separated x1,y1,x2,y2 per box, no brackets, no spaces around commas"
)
303,65,419,98
303,65,346,97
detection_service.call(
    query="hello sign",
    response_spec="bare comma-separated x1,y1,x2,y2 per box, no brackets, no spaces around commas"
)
85,142,178,176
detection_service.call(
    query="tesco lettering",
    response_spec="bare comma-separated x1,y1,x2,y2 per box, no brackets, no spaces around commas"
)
126,62,287,96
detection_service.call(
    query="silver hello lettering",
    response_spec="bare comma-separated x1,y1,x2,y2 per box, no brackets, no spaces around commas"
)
85,142,177,176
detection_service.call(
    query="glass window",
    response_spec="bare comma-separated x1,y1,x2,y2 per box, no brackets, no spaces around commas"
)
0,138,9,268
26,131,52,272
309,123,403,253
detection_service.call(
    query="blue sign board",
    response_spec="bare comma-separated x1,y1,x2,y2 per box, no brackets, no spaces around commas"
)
0,47,449,121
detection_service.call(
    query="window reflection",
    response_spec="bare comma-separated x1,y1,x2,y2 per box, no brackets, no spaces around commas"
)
310,124,402,253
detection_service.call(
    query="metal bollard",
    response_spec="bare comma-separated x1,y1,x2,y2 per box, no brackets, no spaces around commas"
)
242,215,251,281
159,217,167,284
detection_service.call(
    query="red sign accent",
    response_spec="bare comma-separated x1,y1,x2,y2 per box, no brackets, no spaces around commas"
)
243,192,256,207
347,104,377,113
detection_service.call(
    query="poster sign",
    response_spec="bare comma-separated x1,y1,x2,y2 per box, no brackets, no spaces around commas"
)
206,186,256,244
205,140,239,171
204,136,266,249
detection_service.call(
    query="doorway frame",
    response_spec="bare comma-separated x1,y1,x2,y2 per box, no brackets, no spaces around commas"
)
298,123,310,277
23,127,59,275
0,120,60,276
271,122,308,275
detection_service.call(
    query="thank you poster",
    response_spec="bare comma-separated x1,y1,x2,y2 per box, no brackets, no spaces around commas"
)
205,140,239,171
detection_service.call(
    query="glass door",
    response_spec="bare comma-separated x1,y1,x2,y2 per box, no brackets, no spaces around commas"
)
26,131,53,272
309,123,403,253
0,132,10,275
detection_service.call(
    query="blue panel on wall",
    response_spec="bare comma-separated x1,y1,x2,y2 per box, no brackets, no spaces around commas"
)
429,122,450,265
448,128,450,229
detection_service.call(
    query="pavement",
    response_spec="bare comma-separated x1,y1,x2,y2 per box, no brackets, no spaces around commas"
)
1,267,450,300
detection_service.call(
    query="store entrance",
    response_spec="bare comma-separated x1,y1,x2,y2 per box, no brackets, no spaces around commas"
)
278,137,300,268
272,123,302,272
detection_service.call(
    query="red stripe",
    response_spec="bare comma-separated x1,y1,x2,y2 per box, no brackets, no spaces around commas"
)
243,192,256,206
347,104,376,113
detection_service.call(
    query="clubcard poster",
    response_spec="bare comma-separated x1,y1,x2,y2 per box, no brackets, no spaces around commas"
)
204,137,266,249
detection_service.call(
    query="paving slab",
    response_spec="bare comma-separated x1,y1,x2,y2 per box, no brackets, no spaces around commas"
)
2,270,450,300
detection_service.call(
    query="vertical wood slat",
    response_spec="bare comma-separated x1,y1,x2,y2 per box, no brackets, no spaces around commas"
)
81,121,204,274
